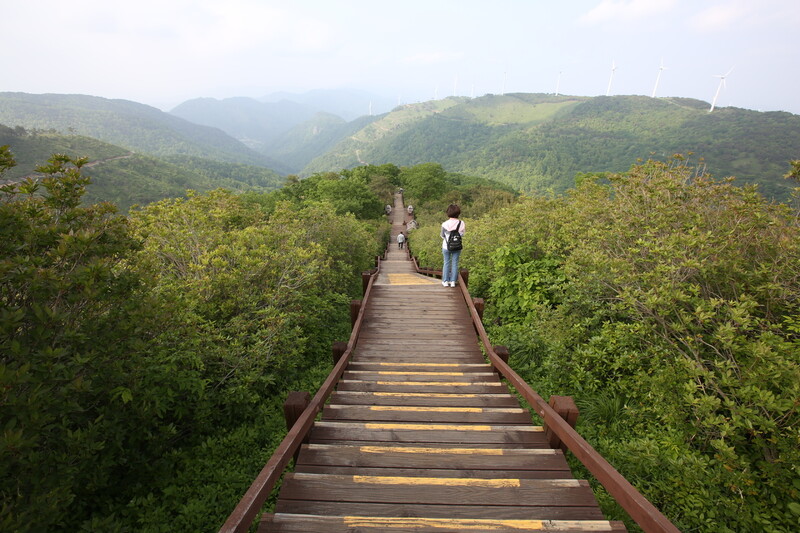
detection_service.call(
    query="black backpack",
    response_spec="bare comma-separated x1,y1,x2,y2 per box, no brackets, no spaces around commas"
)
446,221,463,251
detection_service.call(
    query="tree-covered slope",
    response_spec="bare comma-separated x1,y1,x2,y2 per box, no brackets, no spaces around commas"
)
0,92,281,169
304,93,800,200
0,125,283,211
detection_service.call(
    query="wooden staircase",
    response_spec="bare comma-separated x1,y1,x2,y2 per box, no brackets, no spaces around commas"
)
258,194,626,532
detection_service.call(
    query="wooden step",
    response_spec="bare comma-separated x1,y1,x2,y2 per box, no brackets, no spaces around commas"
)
295,444,572,477
261,513,626,532
329,391,520,408
346,362,492,373
308,421,547,447
321,404,532,424
336,380,508,394
278,473,597,507
341,370,500,382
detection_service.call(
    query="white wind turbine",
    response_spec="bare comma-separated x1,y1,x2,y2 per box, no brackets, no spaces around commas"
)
709,67,734,112
651,59,667,98
606,61,617,96
555,71,562,96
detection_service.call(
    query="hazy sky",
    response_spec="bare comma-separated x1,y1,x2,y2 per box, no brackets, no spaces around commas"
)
4,0,799,114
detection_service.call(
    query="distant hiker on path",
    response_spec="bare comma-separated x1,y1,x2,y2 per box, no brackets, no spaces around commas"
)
397,232,406,249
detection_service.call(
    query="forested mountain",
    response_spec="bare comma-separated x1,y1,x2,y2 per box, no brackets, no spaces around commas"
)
10,91,796,201
0,92,283,170
304,93,800,200
261,88,395,121
262,112,377,172
170,96,318,150
0,124,283,211
170,96,381,173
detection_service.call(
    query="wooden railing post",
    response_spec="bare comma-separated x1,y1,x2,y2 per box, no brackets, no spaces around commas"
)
493,345,509,375
283,391,311,431
545,395,580,452
361,271,372,295
473,298,485,320
283,391,311,463
459,268,469,288
350,300,362,329
332,341,348,366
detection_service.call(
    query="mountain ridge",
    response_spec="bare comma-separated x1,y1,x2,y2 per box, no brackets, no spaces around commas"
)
303,93,800,200
0,92,284,171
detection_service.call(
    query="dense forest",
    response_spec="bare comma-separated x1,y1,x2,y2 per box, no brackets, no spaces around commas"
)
2,138,799,531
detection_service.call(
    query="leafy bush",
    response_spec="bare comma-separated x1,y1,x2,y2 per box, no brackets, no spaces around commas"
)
0,147,381,531
473,158,800,531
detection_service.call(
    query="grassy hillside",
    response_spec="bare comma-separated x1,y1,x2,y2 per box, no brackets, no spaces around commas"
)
0,92,281,169
0,125,283,211
304,93,800,200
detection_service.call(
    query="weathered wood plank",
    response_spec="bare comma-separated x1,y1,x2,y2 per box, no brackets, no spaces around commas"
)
336,380,509,394
346,362,492,372
329,391,521,407
278,473,597,507
296,444,567,470
341,371,500,382
308,421,545,446
357,337,480,345
272,502,605,520
261,514,626,532
321,404,532,424
293,465,575,479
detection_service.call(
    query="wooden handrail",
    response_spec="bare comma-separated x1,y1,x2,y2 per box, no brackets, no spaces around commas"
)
218,255,382,533
412,265,680,533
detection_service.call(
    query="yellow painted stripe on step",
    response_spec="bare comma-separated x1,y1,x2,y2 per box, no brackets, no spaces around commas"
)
375,362,463,367
368,406,483,413
353,476,521,488
341,517,618,531
377,371,464,376
376,381,501,386
359,446,504,455
373,392,478,398
364,423,491,431
387,273,438,285
342,516,543,530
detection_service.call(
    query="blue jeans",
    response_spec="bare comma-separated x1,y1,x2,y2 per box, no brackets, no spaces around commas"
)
442,248,462,283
